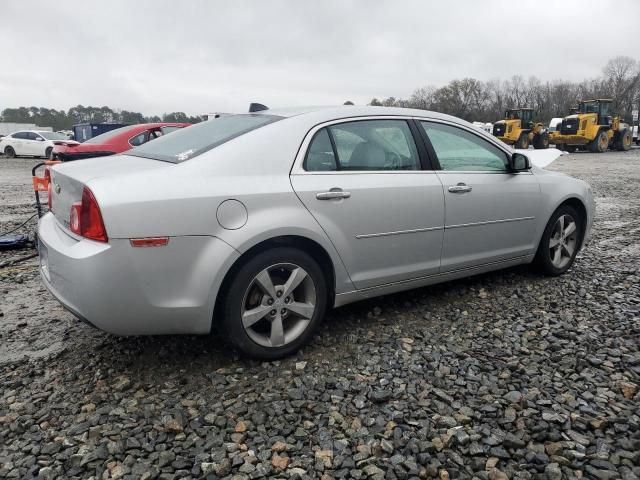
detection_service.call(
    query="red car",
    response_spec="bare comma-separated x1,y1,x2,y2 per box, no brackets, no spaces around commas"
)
32,123,190,216
50,122,190,161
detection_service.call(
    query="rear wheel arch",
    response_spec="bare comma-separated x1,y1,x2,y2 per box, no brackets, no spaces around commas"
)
212,235,336,331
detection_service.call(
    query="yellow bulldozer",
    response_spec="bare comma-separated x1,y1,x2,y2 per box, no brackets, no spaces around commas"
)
550,99,632,153
492,108,550,149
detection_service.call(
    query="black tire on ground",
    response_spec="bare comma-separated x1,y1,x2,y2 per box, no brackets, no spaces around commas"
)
565,145,577,153
589,130,609,153
45,147,53,159
614,128,632,151
532,132,550,149
515,132,530,149
219,247,328,359
4,146,16,158
533,204,583,276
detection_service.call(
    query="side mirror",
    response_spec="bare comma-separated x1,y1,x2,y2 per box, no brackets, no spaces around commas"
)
36,137,44,141
509,152,531,171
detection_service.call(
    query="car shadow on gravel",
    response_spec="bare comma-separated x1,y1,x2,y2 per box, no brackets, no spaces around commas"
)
71,263,542,383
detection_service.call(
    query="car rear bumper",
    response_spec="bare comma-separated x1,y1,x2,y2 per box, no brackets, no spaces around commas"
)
37,212,240,335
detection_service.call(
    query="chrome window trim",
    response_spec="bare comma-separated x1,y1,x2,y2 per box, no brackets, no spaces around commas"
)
292,114,524,175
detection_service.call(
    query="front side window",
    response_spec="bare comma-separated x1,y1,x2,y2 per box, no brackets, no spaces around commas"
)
420,121,508,172
26,132,40,141
304,120,420,172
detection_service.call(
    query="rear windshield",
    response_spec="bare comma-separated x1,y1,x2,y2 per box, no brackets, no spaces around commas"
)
40,131,68,140
128,114,282,163
84,126,133,144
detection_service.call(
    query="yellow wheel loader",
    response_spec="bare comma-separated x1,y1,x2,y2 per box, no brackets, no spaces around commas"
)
550,99,632,153
492,108,550,149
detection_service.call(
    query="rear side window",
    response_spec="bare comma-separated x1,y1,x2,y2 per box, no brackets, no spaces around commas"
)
129,114,282,163
129,131,149,146
304,120,420,172
13,132,28,139
420,121,508,172
304,129,337,171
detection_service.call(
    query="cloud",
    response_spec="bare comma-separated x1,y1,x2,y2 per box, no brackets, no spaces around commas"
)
0,0,638,115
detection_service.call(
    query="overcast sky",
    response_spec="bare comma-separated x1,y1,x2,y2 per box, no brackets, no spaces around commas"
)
1,0,638,116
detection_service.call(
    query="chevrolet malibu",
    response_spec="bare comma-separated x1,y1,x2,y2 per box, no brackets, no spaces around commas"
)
38,105,594,358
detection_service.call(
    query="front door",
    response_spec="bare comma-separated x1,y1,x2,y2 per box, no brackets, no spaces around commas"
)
291,119,445,290
419,120,541,272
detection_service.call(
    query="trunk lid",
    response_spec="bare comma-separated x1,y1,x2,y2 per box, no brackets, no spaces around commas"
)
49,154,170,230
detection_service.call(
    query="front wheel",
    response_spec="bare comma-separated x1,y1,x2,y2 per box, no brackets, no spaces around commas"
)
219,247,328,359
45,147,53,159
533,205,583,276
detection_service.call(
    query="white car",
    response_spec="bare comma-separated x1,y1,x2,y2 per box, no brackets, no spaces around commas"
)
1,130,68,159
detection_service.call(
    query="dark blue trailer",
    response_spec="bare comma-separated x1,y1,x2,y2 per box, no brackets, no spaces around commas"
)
72,123,129,142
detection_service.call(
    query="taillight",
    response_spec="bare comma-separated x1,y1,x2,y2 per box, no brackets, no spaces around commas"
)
68,187,108,242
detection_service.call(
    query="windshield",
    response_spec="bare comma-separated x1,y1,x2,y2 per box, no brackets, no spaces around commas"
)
128,114,282,162
40,131,67,140
84,126,133,144
581,102,598,113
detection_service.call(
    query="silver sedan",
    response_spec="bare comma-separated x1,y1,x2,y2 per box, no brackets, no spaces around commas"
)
38,106,595,358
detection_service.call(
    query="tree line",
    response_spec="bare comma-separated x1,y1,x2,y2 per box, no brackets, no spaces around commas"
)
0,105,203,131
369,56,640,123
2,56,638,129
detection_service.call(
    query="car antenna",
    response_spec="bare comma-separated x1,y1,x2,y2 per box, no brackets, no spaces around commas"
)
249,103,269,113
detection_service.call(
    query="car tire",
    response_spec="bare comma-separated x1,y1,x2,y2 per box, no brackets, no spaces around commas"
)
45,147,53,159
533,204,583,276
4,146,16,158
532,132,549,149
219,247,328,359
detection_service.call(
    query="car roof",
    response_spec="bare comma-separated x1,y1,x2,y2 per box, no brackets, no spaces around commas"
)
256,105,467,126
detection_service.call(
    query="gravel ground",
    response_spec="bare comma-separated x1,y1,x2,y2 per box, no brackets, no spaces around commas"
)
0,150,639,480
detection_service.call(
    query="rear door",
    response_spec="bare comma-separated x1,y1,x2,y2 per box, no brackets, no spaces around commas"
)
291,118,445,290
418,120,541,272
10,132,27,154
29,132,47,156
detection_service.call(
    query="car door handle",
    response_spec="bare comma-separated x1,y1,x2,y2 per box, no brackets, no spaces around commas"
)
316,190,351,200
448,183,472,194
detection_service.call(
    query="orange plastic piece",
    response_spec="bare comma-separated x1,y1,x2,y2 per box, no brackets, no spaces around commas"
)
32,176,49,192
45,160,62,166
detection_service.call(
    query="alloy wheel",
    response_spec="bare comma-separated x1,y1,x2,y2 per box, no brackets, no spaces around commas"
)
549,214,578,269
241,263,317,348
